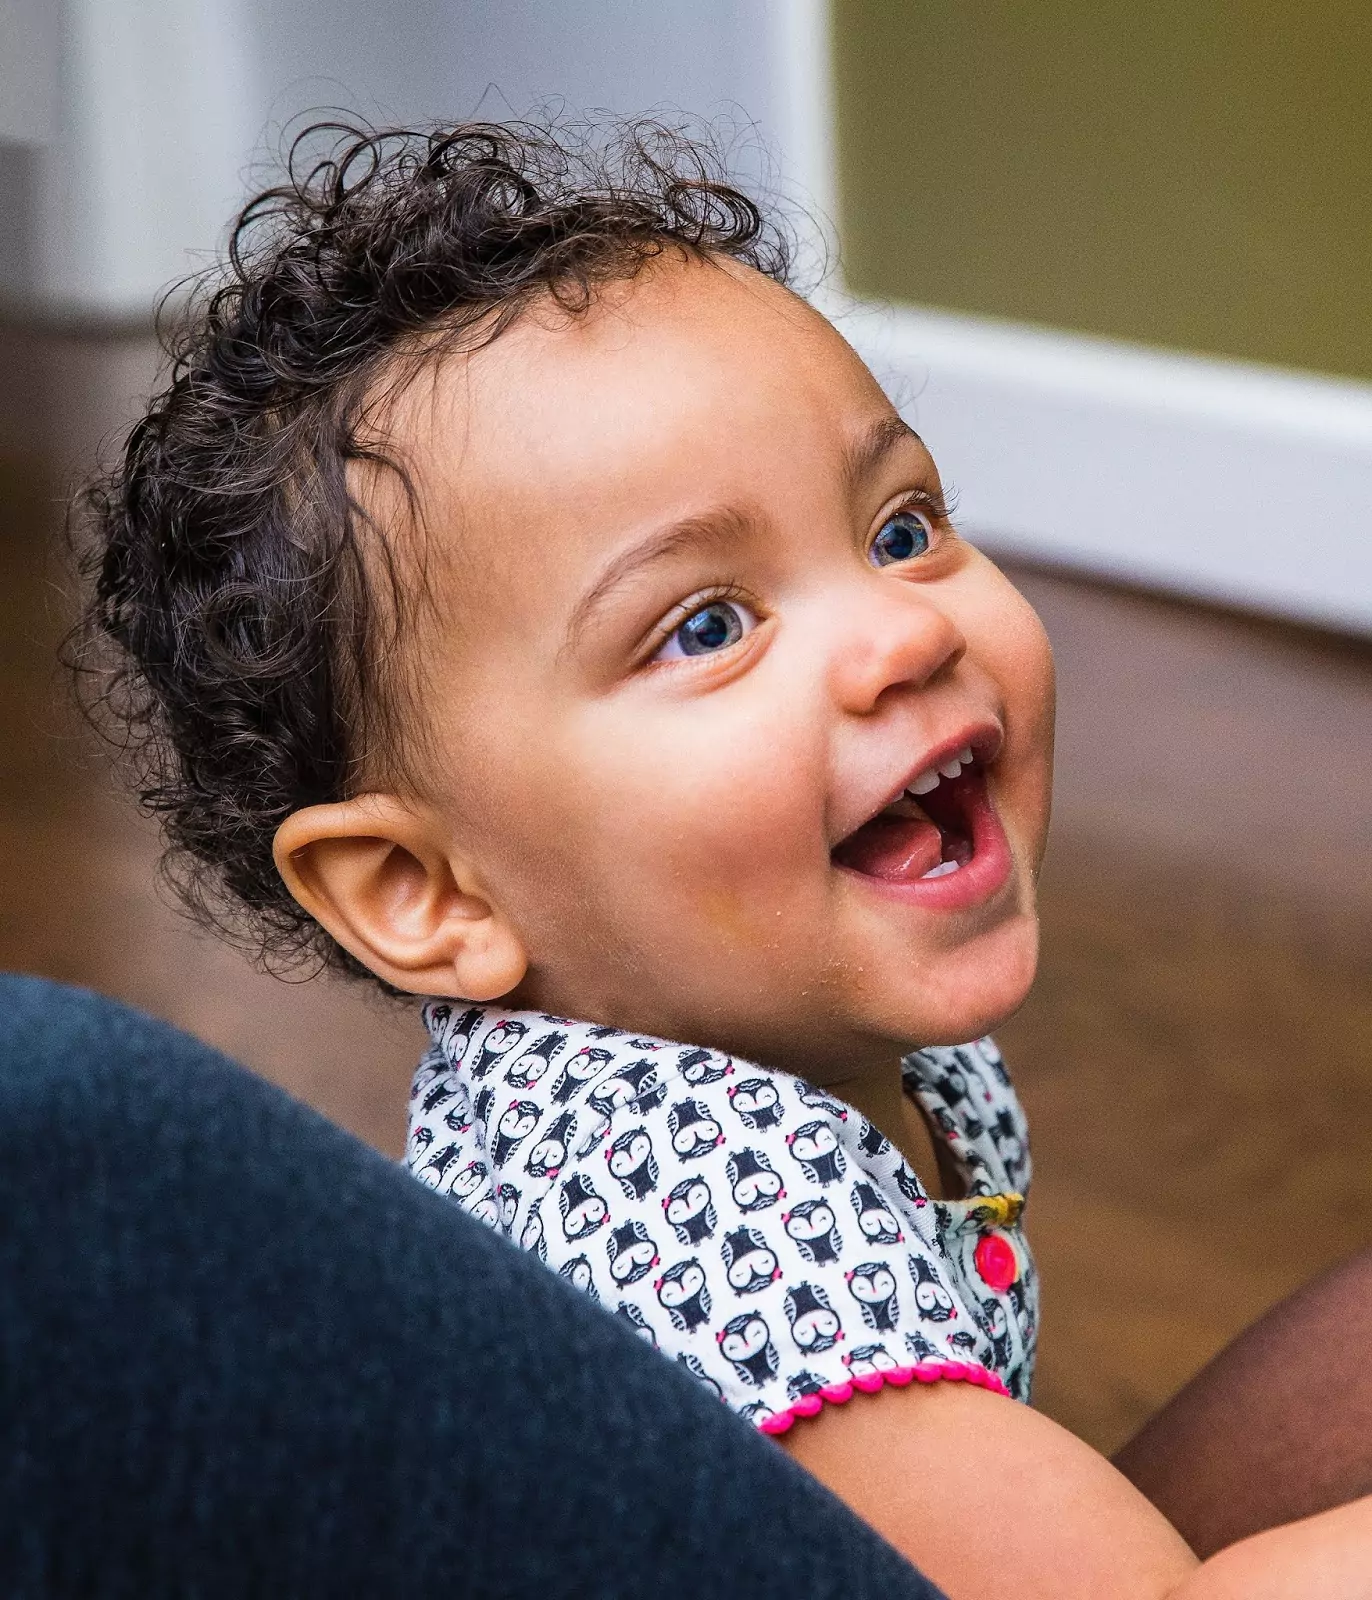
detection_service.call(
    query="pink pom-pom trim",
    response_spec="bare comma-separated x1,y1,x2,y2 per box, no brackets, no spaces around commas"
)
756,1361,1009,1436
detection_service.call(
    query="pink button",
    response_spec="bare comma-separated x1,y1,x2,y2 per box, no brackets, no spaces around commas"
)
974,1232,1018,1292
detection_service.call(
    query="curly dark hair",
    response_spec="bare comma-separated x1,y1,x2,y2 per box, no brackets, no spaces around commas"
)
75,117,795,983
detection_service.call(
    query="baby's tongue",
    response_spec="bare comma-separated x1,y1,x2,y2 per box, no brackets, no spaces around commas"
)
833,813,943,881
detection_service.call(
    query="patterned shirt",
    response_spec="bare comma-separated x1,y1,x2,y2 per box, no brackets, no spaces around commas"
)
407,1002,1037,1435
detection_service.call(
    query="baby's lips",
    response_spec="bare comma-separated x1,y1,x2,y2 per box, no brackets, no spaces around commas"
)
832,814,943,882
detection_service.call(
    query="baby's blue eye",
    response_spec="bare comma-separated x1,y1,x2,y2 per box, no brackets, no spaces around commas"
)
869,509,933,567
655,599,757,662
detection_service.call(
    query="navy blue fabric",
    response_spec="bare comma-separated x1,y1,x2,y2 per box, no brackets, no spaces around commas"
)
0,975,942,1599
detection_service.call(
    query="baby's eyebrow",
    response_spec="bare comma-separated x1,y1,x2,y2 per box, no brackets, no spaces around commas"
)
841,414,925,494
563,506,752,650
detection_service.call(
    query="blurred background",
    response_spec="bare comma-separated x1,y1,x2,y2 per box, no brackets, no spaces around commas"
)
2,0,1369,1454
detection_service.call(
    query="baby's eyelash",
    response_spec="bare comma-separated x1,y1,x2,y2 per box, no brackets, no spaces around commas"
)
893,484,959,523
664,580,752,621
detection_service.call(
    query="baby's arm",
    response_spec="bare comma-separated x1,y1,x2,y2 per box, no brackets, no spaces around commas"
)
781,1378,1372,1600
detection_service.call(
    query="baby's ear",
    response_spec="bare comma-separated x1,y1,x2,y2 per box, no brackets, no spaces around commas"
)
272,795,527,1000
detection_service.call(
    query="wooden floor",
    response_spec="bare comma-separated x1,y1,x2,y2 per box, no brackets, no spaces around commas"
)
3,326,1369,1454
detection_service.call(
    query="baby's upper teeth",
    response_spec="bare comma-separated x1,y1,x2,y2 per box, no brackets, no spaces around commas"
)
909,745,976,796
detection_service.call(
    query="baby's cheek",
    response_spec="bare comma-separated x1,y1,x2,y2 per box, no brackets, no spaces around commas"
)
959,568,1056,840
593,734,824,942
977,571,1055,728
650,751,815,875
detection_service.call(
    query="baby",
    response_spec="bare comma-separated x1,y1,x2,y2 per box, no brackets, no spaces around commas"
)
84,121,1372,1597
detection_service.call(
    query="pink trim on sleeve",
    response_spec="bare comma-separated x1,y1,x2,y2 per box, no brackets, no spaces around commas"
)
756,1360,1010,1436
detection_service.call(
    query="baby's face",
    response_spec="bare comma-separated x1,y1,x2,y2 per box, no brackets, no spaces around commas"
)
385,256,1053,1078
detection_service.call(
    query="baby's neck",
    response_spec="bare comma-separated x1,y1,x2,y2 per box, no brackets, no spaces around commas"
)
820,1060,958,1202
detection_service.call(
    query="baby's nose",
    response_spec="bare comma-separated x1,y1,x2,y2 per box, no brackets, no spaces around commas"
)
829,587,967,715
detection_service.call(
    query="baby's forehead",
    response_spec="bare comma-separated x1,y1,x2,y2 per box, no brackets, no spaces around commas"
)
379,256,880,594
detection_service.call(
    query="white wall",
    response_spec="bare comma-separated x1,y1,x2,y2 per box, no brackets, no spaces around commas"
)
248,0,777,138
31,0,255,318
0,0,58,143
5,0,815,320
0,0,59,297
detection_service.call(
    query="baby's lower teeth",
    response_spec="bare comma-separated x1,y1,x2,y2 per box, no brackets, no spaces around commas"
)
921,859,961,879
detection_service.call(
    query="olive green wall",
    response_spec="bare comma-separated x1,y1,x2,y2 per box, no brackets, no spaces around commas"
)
832,1,1372,382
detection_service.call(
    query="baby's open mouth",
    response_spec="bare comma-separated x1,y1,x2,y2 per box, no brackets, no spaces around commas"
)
832,746,984,884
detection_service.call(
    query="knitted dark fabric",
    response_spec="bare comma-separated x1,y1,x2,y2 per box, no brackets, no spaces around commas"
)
0,974,942,1599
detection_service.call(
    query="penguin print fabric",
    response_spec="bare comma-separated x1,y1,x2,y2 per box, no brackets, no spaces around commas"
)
408,1003,1037,1435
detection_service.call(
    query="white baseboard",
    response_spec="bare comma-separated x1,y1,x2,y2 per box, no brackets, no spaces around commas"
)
818,286,1372,638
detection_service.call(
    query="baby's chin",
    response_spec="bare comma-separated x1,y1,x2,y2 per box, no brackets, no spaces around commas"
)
857,911,1042,1051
